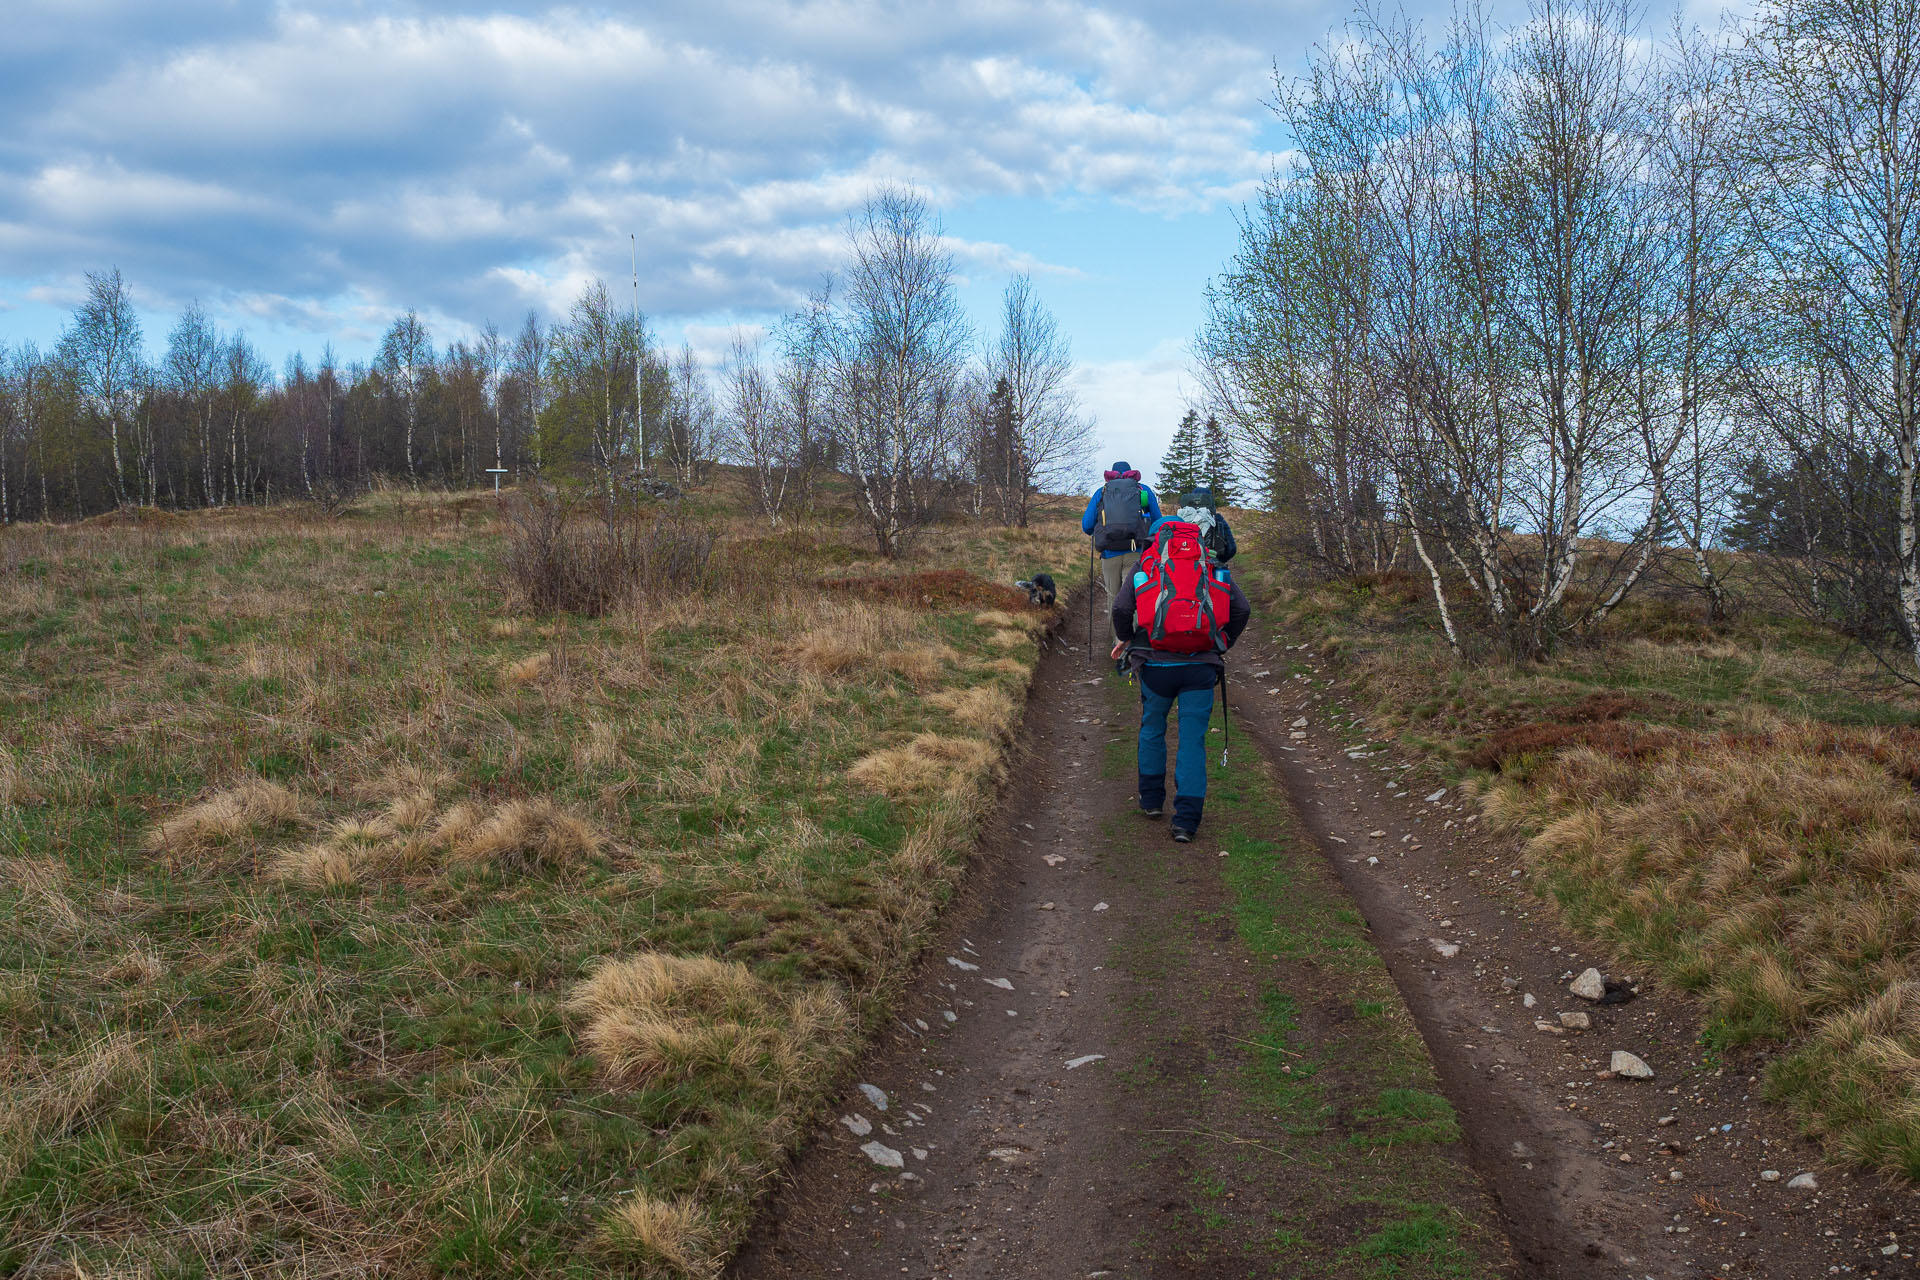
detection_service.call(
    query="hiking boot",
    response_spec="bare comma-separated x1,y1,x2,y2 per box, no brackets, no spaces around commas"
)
1139,804,1163,818
1171,826,1195,843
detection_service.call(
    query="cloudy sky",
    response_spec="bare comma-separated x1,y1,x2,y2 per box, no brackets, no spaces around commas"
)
2,0,1410,486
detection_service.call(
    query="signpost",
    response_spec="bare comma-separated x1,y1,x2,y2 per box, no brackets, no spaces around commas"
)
485,467,509,494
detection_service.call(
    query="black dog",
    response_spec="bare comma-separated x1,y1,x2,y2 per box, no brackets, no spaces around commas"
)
1015,573,1057,607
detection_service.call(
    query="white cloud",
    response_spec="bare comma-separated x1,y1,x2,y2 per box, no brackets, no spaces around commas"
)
1073,339,1196,492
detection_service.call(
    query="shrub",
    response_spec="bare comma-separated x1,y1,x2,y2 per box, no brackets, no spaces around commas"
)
502,485,720,617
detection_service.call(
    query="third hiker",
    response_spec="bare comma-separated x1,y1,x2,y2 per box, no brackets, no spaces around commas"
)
1111,515,1251,842
1082,460,1162,666
1177,486,1237,564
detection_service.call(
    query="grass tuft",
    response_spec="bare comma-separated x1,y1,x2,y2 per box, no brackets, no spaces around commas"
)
144,779,304,861
604,1190,720,1276
567,953,847,1089
848,733,997,797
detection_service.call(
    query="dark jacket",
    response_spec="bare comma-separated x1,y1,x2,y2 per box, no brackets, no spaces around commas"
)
1113,562,1251,673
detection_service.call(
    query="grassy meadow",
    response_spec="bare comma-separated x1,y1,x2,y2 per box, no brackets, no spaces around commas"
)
0,483,1081,1277
1235,526,1920,1180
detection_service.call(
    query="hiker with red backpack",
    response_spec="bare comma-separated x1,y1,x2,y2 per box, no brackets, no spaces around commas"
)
1111,515,1251,842
1082,461,1163,668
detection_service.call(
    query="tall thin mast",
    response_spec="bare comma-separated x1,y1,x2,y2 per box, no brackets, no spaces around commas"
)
632,233,644,468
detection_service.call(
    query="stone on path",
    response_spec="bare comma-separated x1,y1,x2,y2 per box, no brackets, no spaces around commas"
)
1559,1011,1591,1029
947,956,980,972
984,977,1014,990
860,1141,904,1169
1788,1172,1818,1190
1522,993,1537,1009
1093,902,1109,912
1570,968,1608,1001
841,1114,872,1137
858,1083,889,1111
1066,1054,1106,1070
1426,789,1448,802
1609,1050,1654,1079
1292,716,1309,728
1429,939,1460,959
1760,1170,1781,1182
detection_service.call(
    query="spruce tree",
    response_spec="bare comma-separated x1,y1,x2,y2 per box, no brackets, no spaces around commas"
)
1159,410,1204,497
1201,415,1237,506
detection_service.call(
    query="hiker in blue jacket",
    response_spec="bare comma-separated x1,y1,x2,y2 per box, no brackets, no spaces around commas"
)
1082,461,1162,664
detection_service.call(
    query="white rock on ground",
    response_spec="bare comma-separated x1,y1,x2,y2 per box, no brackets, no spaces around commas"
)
1760,1170,1781,1181
1788,1172,1818,1190
1559,1011,1591,1029
1523,993,1537,1008
860,1141,905,1169
841,1114,872,1136
1430,939,1460,959
1609,1051,1654,1079
1065,1054,1106,1069
1426,789,1448,802
858,1083,889,1111
1535,1021,1567,1036
984,977,1014,990
1292,716,1309,728
947,956,980,972
1570,968,1608,1001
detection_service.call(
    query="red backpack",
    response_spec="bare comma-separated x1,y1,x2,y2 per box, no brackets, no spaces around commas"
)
1134,521,1232,653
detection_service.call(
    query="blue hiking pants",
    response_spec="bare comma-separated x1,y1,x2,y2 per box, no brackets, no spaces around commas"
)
1137,662,1218,833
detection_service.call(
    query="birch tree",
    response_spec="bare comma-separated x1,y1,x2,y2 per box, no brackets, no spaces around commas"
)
829,186,972,557
63,267,143,507
984,273,1092,525
377,311,431,488
1729,0,1920,672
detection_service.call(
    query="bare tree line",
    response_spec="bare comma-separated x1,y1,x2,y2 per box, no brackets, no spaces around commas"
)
717,187,1094,550
0,187,1092,555
1200,0,1920,673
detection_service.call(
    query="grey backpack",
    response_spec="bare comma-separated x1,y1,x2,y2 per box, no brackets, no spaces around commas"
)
1095,476,1148,552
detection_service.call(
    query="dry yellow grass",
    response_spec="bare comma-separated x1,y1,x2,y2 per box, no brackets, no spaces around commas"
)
973,608,1047,635
848,733,997,797
927,685,1021,737
886,642,961,689
0,748,38,806
1501,726,1920,1171
605,1190,719,1276
501,651,553,686
1,857,86,937
986,628,1028,649
0,1032,149,1184
439,798,605,870
101,939,165,986
567,952,847,1091
144,779,303,859
263,797,605,885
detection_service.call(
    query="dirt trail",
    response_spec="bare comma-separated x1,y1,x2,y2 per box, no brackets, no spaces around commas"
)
733,606,1920,1279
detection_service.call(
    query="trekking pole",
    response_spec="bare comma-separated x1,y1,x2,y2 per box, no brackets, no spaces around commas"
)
1087,545,1095,661
1220,671,1230,769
